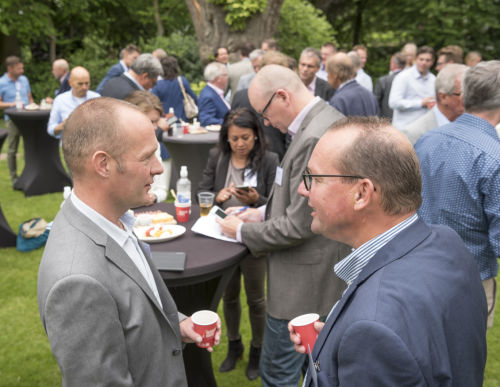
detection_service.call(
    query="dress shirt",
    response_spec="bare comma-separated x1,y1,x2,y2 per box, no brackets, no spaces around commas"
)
119,60,128,73
124,71,144,90
306,77,317,95
316,64,328,81
208,83,231,109
432,104,450,127
0,73,31,120
70,193,163,307
355,68,373,92
415,113,500,281
389,65,436,130
47,90,100,138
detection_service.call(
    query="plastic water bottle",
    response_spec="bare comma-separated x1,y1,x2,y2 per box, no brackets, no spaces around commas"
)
176,166,191,203
15,90,23,110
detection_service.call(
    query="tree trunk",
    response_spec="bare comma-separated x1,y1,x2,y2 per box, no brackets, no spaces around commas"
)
153,0,165,37
184,0,284,63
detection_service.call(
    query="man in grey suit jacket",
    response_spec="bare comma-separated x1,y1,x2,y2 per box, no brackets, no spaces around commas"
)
402,63,467,144
290,117,486,386
374,52,405,119
219,65,350,387
38,98,220,386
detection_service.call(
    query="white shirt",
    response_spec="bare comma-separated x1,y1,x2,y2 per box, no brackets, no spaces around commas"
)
388,65,436,130
355,68,373,92
70,193,163,307
433,104,450,127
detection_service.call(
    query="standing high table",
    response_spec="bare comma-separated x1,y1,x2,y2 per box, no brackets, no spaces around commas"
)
135,202,248,387
162,131,219,194
5,108,72,196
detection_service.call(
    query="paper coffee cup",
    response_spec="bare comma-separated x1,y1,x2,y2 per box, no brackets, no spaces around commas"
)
192,310,219,348
175,200,191,223
290,313,320,354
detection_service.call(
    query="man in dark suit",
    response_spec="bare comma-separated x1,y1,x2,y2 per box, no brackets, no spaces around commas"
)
101,54,163,100
374,52,405,119
97,44,140,94
327,52,378,117
218,65,350,387
298,47,334,102
290,116,487,386
38,97,220,386
198,62,230,126
45,59,71,104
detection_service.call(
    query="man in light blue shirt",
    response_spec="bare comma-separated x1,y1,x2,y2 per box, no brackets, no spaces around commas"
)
389,46,436,130
0,56,34,185
48,66,100,139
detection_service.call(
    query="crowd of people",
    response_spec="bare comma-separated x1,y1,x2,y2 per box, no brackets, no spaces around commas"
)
1,36,498,386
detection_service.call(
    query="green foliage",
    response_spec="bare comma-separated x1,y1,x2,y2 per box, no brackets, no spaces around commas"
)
208,0,268,31
140,33,204,84
276,0,335,59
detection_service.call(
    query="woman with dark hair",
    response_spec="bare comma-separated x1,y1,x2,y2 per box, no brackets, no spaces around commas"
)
152,55,198,122
198,107,279,380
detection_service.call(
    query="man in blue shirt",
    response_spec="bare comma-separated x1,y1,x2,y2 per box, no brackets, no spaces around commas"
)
0,56,34,185
47,66,100,139
415,60,500,329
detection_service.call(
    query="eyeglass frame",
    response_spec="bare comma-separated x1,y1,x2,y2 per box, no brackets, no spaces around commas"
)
302,168,376,191
258,91,277,123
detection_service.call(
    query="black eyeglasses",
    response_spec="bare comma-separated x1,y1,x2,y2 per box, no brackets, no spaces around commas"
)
302,168,374,191
259,92,276,122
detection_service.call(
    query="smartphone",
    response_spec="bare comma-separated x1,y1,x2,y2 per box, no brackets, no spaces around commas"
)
235,185,250,192
215,208,227,219
151,251,186,272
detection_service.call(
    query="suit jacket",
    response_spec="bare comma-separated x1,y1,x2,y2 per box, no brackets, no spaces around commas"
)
305,219,487,387
401,108,438,144
232,88,287,160
198,85,230,127
329,79,378,117
198,148,279,207
374,70,400,119
228,58,253,103
101,74,140,100
241,100,351,319
55,73,71,97
97,62,125,94
314,77,334,101
38,200,188,386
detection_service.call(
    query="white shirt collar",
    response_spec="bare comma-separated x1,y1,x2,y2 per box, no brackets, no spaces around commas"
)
433,104,451,127
288,96,321,138
124,71,145,90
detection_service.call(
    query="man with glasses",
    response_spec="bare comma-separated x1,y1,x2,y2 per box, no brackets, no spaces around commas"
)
218,64,350,387
402,63,467,144
290,116,486,386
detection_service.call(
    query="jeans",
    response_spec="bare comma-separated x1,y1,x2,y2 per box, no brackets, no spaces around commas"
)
260,313,306,387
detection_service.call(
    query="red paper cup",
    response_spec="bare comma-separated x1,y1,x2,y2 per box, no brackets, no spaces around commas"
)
192,310,219,348
290,313,320,354
175,201,191,223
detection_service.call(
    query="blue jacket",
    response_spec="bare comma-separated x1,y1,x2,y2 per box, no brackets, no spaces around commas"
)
152,76,198,122
97,62,125,94
329,79,378,117
198,85,229,126
305,218,487,387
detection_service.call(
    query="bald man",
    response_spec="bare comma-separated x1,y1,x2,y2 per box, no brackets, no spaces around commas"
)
47,66,101,139
218,64,350,387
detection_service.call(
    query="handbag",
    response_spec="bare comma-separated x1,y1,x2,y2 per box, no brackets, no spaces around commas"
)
16,217,50,252
178,76,198,120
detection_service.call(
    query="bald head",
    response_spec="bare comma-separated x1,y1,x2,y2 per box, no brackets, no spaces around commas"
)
249,64,307,100
69,66,91,98
326,53,356,88
52,59,69,80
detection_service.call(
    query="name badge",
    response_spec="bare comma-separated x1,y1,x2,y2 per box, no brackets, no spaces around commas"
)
275,166,283,186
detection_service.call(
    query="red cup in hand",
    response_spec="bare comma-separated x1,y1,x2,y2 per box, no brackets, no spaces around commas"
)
290,313,320,354
192,310,219,348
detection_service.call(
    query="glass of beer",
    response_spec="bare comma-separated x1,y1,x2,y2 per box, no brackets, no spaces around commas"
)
197,192,215,217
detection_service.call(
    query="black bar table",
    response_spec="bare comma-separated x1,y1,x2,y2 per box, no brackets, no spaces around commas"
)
135,202,248,387
0,202,16,247
5,108,72,196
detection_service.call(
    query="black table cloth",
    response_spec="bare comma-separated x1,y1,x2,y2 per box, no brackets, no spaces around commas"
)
135,202,247,387
5,108,72,196
0,202,16,247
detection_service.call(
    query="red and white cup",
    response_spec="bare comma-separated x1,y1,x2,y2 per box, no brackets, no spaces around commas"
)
175,200,191,223
290,313,320,354
192,310,219,348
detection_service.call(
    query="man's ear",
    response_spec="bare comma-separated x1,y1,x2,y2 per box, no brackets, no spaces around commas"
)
92,151,112,178
353,179,376,211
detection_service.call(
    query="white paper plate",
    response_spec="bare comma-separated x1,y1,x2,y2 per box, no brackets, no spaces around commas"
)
134,225,186,243
205,124,221,132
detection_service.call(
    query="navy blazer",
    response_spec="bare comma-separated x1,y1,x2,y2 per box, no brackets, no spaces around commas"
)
97,62,125,94
329,79,378,117
55,73,71,97
198,85,229,126
305,218,487,387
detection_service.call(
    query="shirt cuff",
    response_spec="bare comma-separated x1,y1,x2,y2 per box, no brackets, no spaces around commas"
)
258,205,266,221
236,222,243,243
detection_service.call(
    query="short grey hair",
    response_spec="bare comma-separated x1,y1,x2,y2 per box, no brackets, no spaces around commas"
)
435,63,467,96
130,54,164,78
463,60,500,113
300,47,321,67
204,62,226,82
249,49,265,61
347,51,361,69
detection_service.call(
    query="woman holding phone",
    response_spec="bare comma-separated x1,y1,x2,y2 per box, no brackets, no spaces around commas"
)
198,107,278,380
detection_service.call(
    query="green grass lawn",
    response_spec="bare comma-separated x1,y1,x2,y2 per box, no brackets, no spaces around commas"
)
0,141,499,386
